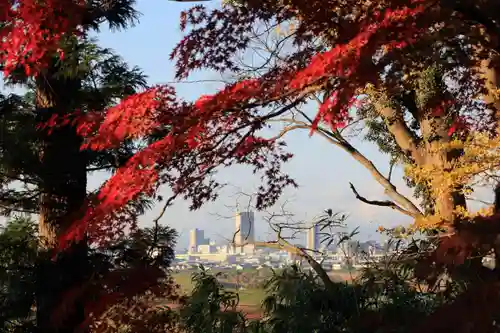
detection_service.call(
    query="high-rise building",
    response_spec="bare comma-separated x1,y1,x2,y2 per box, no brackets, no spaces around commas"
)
234,210,255,246
306,224,320,251
188,228,209,253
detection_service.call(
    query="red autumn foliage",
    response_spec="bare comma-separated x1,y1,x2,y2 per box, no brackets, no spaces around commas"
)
0,0,86,76
78,86,178,150
22,1,498,263
53,0,434,247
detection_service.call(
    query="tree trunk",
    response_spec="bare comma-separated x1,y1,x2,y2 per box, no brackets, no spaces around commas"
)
420,116,467,223
478,56,500,131
35,64,89,333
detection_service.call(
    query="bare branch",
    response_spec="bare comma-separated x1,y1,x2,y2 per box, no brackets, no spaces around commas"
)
212,189,347,290
349,182,416,217
466,196,494,206
255,237,337,292
268,117,423,218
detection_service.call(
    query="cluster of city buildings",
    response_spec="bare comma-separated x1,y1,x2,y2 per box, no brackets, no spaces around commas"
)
174,210,394,271
187,210,257,256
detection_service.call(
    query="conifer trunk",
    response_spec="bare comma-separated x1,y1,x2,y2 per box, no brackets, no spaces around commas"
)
35,64,88,333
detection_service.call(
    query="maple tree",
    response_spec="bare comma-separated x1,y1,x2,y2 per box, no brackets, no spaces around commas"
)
3,0,500,331
71,0,499,244
54,0,498,245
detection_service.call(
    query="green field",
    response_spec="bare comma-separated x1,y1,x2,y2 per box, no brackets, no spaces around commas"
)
172,270,267,306
172,267,356,308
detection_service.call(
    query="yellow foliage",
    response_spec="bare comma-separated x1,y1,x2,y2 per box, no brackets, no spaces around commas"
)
274,20,298,37
406,132,500,200
409,203,496,232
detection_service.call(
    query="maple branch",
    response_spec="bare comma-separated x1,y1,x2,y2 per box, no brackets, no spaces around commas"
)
375,106,424,165
348,182,415,217
442,0,500,52
388,160,395,182
270,118,423,218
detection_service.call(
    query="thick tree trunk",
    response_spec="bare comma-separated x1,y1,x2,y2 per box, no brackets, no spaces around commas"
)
35,65,88,333
420,116,467,223
373,86,467,223
36,72,87,247
433,183,467,222
37,122,87,247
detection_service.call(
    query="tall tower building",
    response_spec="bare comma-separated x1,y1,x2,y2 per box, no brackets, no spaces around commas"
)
306,223,320,251
234,210,255,246
189,228,209,253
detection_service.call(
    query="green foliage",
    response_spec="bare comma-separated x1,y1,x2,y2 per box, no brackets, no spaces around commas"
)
0,216,38,332
0,216,179,332
180,267,247,333
358,259,441,332
261,265,364,333
0,39,150,217
0,220,458,333
164,256,462,333
84,0,141,33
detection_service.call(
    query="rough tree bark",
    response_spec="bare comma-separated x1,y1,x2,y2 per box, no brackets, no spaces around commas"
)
419,115,467,222
35,62,88,333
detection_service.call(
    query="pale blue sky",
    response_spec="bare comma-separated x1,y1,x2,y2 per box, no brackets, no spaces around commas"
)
3,0,490,249
90,0,417,249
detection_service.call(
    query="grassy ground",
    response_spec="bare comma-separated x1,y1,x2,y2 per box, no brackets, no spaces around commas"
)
171,268,358,319
172,270,266,306
172,271,195,294
172,268,356,306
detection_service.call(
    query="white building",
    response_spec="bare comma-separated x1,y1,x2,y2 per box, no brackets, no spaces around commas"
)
189,228,209,253
198,244,217,254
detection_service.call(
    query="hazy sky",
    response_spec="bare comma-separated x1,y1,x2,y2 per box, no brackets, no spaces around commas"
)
90,0,420,249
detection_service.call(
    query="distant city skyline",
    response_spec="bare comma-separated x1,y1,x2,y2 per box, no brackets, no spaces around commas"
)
180,208,382,252
188,228,209,253
188,209,257,255
176,213,396,273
